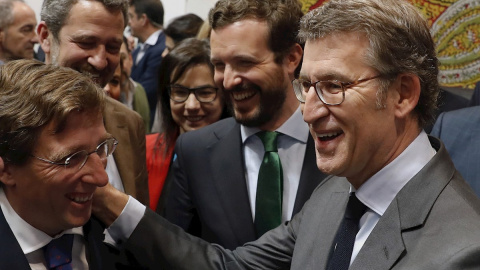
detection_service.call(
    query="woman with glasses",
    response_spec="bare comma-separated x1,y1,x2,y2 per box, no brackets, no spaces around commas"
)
146,38,228,211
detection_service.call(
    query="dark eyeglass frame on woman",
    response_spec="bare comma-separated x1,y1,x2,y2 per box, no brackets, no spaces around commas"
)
30,138,118,172
292,75,381,105
168,84,218,103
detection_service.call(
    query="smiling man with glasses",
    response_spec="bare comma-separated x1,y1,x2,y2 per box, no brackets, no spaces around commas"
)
0,60,141,269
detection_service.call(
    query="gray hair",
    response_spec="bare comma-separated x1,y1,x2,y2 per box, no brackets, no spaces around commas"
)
41,0,128,40
299,0,439,128
0,0,25,30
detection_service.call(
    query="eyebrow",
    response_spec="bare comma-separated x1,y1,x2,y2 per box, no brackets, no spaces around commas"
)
298,72,351,82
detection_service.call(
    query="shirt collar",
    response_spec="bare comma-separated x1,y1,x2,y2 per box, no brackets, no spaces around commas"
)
0,188,83,254
356,131,436,216
144,29,163,47
241,106,309,143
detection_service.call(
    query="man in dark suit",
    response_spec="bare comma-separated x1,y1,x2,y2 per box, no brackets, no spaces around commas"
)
93,0,480,269
0,60,141,269
161,0,327,249
129,0,166,125
37,0,149,205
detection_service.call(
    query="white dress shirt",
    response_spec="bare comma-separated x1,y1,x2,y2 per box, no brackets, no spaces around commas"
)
242,107,309,222
135,30,162,65
0,188,88,269
350,130,436,264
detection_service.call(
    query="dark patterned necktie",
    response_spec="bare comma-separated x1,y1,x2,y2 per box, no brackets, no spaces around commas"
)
327,193,367,270
254,131,283,237
43,234,74,270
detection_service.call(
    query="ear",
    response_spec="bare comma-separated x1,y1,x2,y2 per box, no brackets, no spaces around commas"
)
37,22,52,56
0,157,16,187
284,43,303,79
0,29,4,44
392,73,421,119
140,13,148,27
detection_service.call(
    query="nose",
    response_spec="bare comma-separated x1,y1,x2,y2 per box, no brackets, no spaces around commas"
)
80,154,109,187
222,65,241,90
302,85,329,125
88,46,108,71
31,32,39,43
184,93,201,111
103,84,112,97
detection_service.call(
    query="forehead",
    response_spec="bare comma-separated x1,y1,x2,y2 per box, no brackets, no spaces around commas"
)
210,19,270,61
11,2,36,26
300,32,371,80
61,1,124,40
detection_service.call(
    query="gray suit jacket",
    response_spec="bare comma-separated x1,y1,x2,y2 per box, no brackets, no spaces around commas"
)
163,117,327,249
124,136,480,269
104,97,149,205
431,106,480,197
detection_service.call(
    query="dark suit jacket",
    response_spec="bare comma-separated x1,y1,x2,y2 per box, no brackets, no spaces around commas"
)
163,117,327,249
104,97,149,205
0,208,143,269
431,106,480,196
131,33,166,124
124,136,480,269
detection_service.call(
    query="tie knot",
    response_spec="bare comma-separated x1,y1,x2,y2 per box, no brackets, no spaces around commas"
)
345,193,367,221
256,131,278,152
44,234,74,269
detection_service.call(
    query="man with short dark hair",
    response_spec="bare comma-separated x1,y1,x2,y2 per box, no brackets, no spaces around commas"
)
0,59,137,269
37,0,149,206
161,0,327,249
93,0,480,269
129,0,166,125
0,0,38,65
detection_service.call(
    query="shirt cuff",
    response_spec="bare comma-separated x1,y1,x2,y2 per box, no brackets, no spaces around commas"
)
104,196,146,247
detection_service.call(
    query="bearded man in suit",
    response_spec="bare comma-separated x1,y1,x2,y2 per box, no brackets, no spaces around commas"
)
37,0,149,206
92,0,480,269
161,0,327,249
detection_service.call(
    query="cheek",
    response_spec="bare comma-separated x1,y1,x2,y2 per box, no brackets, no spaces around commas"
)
204,101,224,124
170,102,184,123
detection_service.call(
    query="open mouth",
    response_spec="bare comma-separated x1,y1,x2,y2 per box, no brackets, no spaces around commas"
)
67,193,93,204
318,131,343,142
232,89,256,101
185,116,203,122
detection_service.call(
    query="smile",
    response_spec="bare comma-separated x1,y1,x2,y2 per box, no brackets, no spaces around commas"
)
317,131,343,141
185,116,204,122
231,89,256,101
67,193,93,204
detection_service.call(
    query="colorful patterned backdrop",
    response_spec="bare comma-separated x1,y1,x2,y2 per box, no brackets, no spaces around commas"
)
300,0,480,89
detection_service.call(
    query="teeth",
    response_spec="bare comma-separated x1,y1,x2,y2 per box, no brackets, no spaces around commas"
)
318,132,340,138
186,116,203,122
232,90,255,101
70,194,93,203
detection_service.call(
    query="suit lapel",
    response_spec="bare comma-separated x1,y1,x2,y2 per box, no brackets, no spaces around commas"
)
351,137,455,270
209,122,256,243
83,219,104,270
104,98,135,195
0,208,31,269
293,135,327,215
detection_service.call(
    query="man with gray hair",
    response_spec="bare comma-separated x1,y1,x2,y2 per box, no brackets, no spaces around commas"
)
0,0,38,65
37,0,149,206
92,0,480,269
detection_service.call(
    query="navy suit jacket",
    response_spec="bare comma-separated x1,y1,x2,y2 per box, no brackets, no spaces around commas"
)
431,106,480,196
163,117,327,249
131,32,166,125
0,207,144,269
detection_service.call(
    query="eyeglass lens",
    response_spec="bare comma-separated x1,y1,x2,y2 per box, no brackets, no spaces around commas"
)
169,85,217,103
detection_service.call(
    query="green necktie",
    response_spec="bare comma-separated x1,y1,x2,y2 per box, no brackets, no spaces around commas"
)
255,131,283,237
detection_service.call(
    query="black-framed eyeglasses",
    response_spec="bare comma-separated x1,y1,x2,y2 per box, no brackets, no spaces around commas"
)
31,138,118,172
168,85,218,103
292,75,381,105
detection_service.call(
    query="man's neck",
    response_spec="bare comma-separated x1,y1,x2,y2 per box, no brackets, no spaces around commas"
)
138,26,161,43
